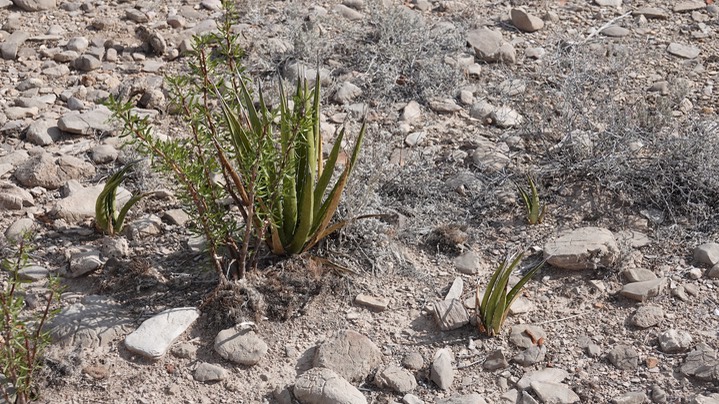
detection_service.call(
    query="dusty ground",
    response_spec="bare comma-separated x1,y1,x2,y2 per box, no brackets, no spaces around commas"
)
2,0,719,403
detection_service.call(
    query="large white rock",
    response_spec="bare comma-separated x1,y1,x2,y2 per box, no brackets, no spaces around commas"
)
544,227,620,270
125,307,199,359
294,367,367,404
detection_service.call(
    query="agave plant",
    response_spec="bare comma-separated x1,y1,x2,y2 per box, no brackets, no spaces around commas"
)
216,71,366,255
516,174,546,225
476,252,543,337
95,161,146,236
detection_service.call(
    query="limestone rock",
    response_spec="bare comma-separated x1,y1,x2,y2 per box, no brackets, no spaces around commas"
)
12,0,56,11
658,329,693,353
466,28,516,64
125,307,200,359
630,305,664,328
15,153,95,190
430,348,454,390
620,278,665,302
194,362,227,382
49,295,133,349
313,330,382,382
695,243,719,266
57,107,113,136
214,329,268,365
531,381,580,403
432,299,470,330
608,345,639,370
544,227,620,270
294,367,367,404
374,364,417,393
511,8,544,32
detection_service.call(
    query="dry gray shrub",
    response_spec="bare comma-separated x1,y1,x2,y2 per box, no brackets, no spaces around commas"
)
520,43,719,231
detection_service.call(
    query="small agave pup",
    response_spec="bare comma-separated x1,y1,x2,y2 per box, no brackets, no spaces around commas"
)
95,161,147,236
476,252,544,337
516,174,546,225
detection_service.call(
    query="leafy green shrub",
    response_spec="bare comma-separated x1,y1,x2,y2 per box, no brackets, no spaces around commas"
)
95,160,146,236
108,2,365,281
475,252,542,337
516,174,546,225
1,235,61,404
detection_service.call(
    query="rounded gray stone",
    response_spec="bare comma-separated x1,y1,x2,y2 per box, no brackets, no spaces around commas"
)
214,329,268,365
313,329,382,382
294,367,367,404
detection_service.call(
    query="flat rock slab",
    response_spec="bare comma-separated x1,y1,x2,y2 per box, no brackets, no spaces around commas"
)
0,182,34,210
194,362,227,382
294,367,367,404
509,324,546,349
531,381,580,403
544,227,620,270
667,43,701,59
608,344,639,370
436,393,488,404
630,305,664,328
620,278,665,302
313,329,382,382
354,294,389,312
14,153,95,190
57,106,113,135
214,328,268,365
51,183,131,224
49,295,133,349
681,343,719,381
516,367,569,390
125,307,199,359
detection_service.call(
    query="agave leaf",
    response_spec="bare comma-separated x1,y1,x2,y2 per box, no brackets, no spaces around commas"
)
115,193,147,234
311,70,323,179
314,128,345,215
286,162,315,254
95,162,139,235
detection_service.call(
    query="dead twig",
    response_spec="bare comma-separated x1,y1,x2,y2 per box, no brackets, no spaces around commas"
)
582,11,632,44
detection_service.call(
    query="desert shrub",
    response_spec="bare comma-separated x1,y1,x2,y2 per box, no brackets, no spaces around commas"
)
108,2,366,283
0,235,61,404
519,44,719,231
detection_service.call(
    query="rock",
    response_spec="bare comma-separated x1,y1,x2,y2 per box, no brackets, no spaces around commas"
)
445,277,463,301
90,144,118,164
530,381,579,404
430,348,454,390
355,294,389,312
405,132,425,147
333,82,362,104
333,3,363,20
12,0,55,11
294,367,367,404
432,299,470,330
75,54,102,71
193,362,227,382
612,391,648,404
509,324,546,349
483,349,508,371
1,31,29,60
658,329,693,353
469,146,509,172
402,352,424,370
374,364,417,393
709,264,719,279
695,243,719,266
313,330,382,382
15,153,95,190
619,278,665,302
436,394,488,404
630,305,664,328
544,227,620,270
403,394,424,404
622,268,657,282
429,98,462,114
667,43,700,59
511,8,544,32
401,101,422,124
163,209,190,226
125,8,149,23
58,107,113,136
691,394,719,404
52,183,125,224
454,251,482,275
49,295,133,348
0,182,34,210
125,215,163,240
632,7,669,19
124,307,200,359
491,106,523,128
595,0,622,6
516,368,569,390
67,249,103,278
513,345,546,366
674,1,707,12
18,265,49,281
214,329,267,365
682,344,719,383
601,25,630,37
25,118,62,145
651,385,668,403
470,100,495,120
608,345,639,370
100,237,129,260
466,28,515,64
4,217,36,242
